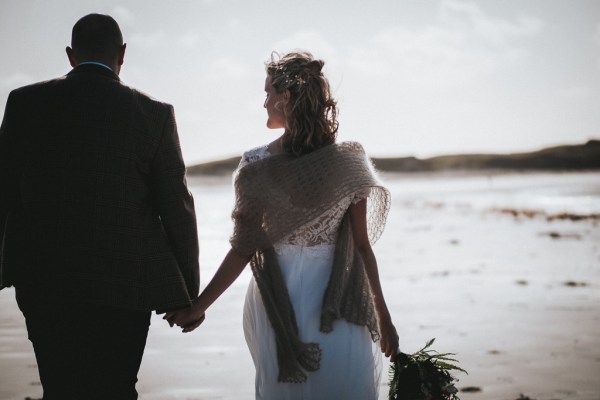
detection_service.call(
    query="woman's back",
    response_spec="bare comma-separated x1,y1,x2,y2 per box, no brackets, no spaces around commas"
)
238,145,369,247
240,143,381,399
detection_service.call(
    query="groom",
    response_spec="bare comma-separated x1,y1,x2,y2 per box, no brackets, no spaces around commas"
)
0,14,200,399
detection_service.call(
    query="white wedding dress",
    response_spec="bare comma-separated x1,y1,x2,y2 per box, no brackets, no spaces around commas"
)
240,145,382,400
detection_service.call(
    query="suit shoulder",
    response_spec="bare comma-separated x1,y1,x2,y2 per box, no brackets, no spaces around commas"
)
8,76,68,99
119,83,173,112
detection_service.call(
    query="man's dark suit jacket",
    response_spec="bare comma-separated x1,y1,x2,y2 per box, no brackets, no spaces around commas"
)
0,64,199,312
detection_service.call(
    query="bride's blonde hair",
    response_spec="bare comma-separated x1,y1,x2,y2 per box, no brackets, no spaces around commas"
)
266,51,338,156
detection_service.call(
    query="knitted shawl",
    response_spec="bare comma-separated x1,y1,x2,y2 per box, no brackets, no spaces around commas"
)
230,141,390,383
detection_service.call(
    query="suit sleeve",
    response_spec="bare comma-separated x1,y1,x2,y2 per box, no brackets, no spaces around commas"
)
0,91,24,288
150,105,200,298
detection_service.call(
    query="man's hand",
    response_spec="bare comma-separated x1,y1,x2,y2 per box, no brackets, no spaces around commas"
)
164,300,206,333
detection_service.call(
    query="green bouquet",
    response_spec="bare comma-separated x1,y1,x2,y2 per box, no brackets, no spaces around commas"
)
388,338,467,400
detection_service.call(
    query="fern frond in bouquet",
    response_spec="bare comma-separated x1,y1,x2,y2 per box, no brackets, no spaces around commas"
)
388,338,467,400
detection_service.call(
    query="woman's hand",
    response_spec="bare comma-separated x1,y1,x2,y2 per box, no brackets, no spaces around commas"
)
349,200,400,361
163,248,251,333
378,310,399,362
164,299,206,333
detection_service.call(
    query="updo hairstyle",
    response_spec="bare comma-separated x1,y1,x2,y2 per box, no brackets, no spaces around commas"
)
266,51,339,156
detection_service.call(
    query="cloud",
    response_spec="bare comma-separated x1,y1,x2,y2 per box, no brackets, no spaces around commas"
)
112,6,136,26
202,57,249,81
1,72,35,89
595,21,600,68
564,85,593,99
129,30,211,51
346,0,543,90
179,32,201,49
270,30,339,64
440,0,542,47
129,31,166,49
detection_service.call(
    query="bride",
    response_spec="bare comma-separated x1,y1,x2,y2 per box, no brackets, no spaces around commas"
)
166,51,399,399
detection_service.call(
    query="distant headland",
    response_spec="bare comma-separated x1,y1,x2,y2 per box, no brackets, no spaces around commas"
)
186,139,600,175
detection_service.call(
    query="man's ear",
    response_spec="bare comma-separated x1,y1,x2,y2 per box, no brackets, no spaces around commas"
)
66,46,77,68
118,43,126,66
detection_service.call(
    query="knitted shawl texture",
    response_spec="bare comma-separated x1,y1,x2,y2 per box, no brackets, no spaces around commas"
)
230,141,390,383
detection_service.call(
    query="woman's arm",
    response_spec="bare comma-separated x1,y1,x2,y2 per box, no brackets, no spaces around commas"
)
165,248,252,332
349,198,399,361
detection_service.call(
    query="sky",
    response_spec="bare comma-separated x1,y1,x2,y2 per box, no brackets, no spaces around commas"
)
1,0,599,165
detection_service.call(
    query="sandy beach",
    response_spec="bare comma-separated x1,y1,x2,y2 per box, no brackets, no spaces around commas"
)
1,172,599,400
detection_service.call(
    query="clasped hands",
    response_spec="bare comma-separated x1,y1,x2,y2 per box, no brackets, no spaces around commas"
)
164,299,206,333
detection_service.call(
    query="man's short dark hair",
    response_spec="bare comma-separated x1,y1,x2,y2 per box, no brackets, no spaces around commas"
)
71,14,123,61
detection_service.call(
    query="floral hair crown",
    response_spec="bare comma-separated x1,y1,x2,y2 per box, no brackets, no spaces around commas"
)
274,65,306,88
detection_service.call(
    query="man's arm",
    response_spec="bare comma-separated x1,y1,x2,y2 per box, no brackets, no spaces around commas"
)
150,105,200,298
0,91,25,288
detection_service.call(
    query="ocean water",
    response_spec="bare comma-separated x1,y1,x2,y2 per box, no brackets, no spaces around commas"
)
188,171,600,247
187,170,600,280
381,171,600,215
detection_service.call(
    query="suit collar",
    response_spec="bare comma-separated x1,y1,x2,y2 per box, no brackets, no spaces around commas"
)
67,63,120,81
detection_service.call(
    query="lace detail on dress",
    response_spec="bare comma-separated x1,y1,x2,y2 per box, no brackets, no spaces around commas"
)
238,145,271,169
239,145,369,246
